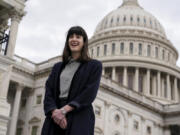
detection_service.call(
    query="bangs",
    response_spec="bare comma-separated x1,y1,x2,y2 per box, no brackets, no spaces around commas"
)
67,26,85,38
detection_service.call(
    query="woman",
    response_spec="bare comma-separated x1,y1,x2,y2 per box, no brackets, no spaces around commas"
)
41,26,102,135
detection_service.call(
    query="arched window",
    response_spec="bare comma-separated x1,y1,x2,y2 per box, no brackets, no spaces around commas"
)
130,16,133,22
168,53,170,61
137,17,140,23
123,16,126,22
129,42,133,54
112,43,115,55
97,46,100,57
111,18,113,24
147,45,151,56
155,47,158,58
117,17,120,23
144,18,146,25
138,43,142,55
91,48,94,57
114,114,120,123
120,42,124,54
162,49,165,60
104,45,107,56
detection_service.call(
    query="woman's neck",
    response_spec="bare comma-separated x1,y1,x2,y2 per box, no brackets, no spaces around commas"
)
71,52,81,60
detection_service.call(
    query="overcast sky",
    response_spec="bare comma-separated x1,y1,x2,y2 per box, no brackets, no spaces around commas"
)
15,0,180,66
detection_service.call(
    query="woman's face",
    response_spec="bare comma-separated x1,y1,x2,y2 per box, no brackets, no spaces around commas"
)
68,33,84,53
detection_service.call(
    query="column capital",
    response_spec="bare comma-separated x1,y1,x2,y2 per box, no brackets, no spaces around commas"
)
16,83,26,91
8,8,26,22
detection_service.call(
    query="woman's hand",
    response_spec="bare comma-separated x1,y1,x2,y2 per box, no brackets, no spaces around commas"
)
51,109,65,125
59,117,67,129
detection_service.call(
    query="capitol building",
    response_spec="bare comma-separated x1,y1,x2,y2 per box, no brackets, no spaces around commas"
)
0,0,180,135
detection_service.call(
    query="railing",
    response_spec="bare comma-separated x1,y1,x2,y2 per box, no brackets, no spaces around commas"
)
0,31,9,55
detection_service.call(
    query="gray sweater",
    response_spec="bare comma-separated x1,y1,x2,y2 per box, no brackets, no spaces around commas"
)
59,58,80,98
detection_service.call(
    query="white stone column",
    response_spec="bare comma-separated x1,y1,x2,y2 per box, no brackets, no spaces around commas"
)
23,89,34,135
134,67,139,92
174,77,179,102
102,67,105,76
104,101,111,135
112,67,116,81
8,84,24,135
146,69,150,95
166,74,171,100
157,71,161,97
6,12,22,58
123,67,128,87
0,65,12,135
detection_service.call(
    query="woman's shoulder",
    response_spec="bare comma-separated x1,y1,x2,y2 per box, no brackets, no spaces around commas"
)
51,61,63,70
87,59,102,68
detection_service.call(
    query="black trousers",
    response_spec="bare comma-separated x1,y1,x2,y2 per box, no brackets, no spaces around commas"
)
54,97,68,135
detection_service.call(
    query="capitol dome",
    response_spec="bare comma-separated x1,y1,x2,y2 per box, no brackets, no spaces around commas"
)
89,0,180,105
94,0,166,38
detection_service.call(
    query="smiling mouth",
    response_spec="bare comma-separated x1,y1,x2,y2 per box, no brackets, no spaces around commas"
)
71,42,79,46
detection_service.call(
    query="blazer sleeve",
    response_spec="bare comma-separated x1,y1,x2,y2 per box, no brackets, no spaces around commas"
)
68,61,102,111
43,64,58,116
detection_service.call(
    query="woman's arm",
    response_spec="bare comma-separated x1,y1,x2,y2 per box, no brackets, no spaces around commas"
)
67,60,102,111
43,64,58,116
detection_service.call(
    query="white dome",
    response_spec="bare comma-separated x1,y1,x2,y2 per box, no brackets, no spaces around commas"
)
94,0,166,38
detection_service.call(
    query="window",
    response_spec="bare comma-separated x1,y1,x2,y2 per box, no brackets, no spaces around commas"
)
162,49,165,60
31,126,38,135
21,98,26,108
120,43,124,54
91,48,94,57
133,120,139,130
97,46,100,57
114,114,120,123
130,16,133,22
112,43,115,55
150,20,152,25
137,17,140,23
129,42,133,54
104,45,107,56
16,128,22,135
147,45,151,56
144,18,146,24
123,16,126,22
155,47,158,58
117,17,120,23
138,43,142,55
118,74,123,85
139,75,143,93
168,53,170,61
147,126,151,134
111,18,113,24
36,95,42,105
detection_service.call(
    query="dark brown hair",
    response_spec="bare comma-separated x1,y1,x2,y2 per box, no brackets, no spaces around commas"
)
62,26,92,64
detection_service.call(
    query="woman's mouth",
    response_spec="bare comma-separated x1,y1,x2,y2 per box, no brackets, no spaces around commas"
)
71,42,79,46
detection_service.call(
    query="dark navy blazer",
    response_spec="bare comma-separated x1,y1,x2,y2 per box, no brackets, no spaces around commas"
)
41,59,102,135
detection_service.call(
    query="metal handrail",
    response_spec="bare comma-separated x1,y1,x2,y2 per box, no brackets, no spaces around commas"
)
0,31,9,55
